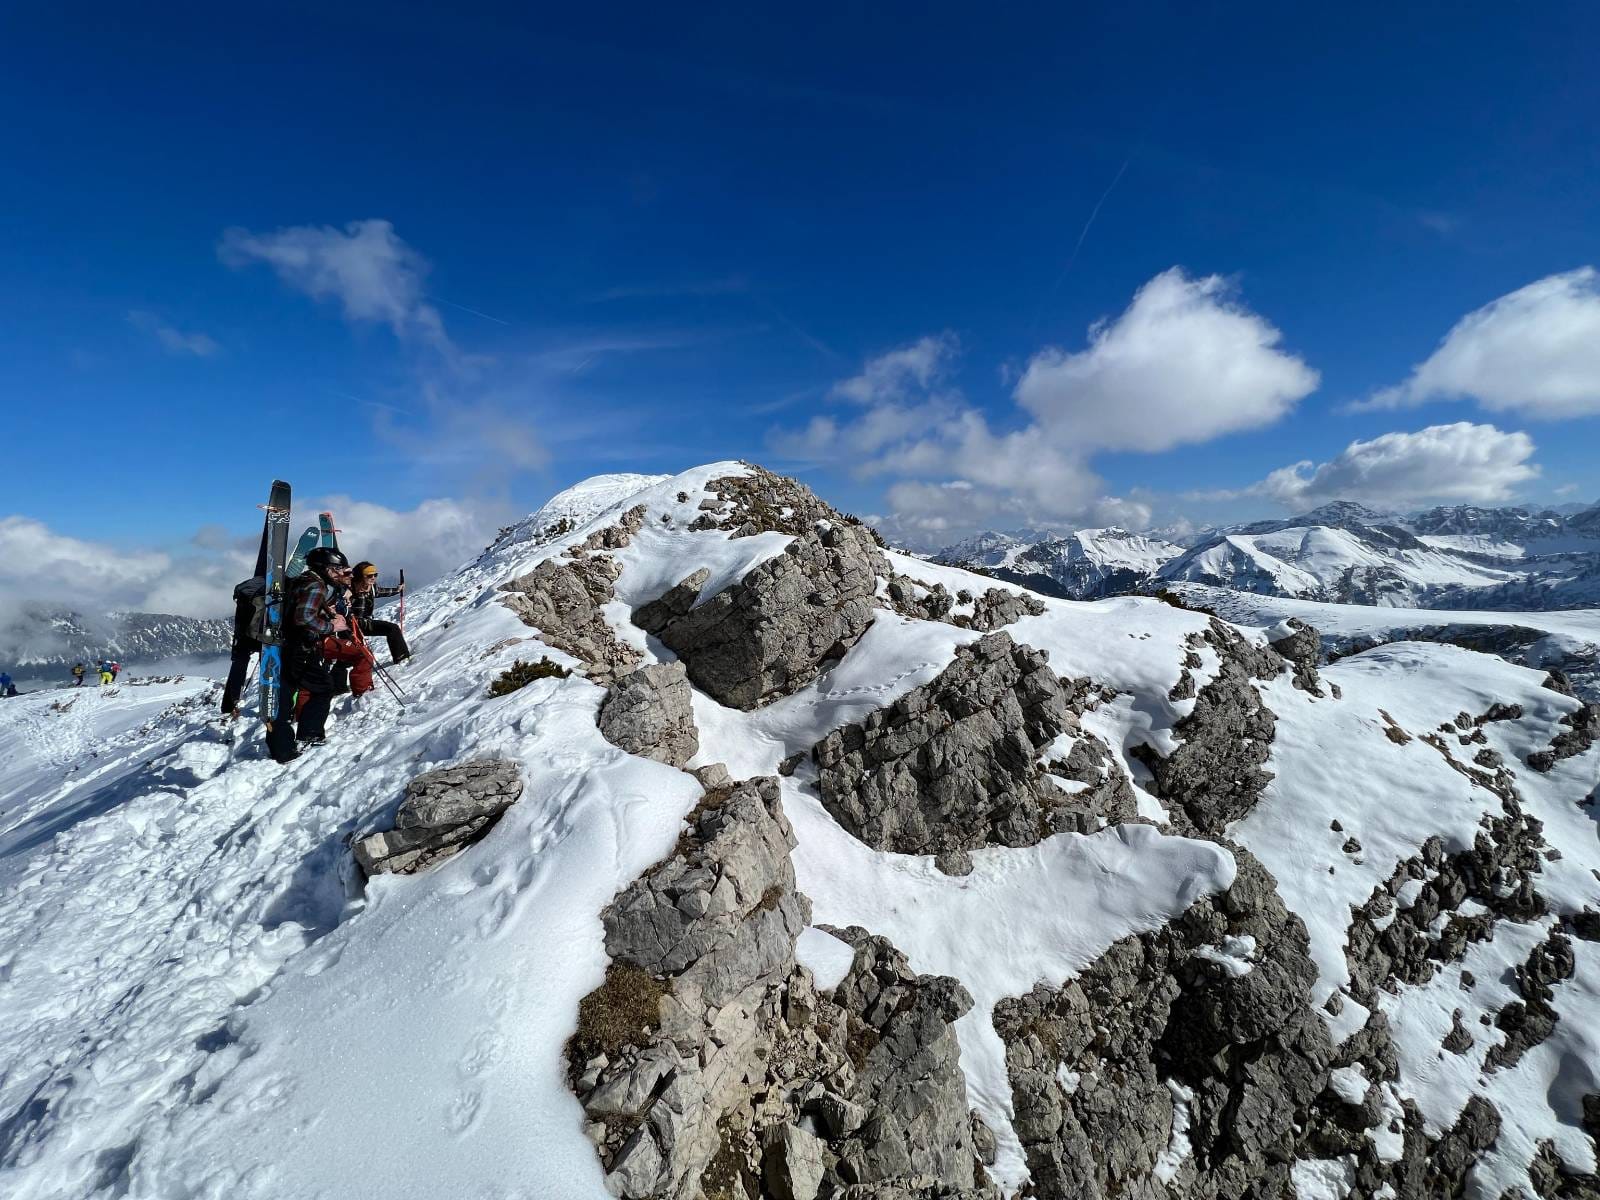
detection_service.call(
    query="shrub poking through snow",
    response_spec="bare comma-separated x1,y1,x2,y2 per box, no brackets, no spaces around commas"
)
489,657,570,696
570,961,670,1062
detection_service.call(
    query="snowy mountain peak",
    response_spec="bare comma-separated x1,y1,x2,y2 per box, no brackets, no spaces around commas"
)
0,461,1596,1200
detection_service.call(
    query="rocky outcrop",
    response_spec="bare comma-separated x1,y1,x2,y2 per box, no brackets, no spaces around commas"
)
1344,807,1547,1004
636,523,886,710
994,851,1337,1199
1526,701,1600,773
566,777,996,1199
597,662,700,768
688,464,883,544
883,573,1046,633
1133,620,1282,835
1268,618,1326,697
500,505,649,684
967,587,1046,632
812,633,1118,868
883,574,956,624
352,759,523,877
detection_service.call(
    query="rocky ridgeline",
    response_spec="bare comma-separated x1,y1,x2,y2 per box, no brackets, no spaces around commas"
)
687,464,884,544
637,522,886,711
566,778,996,1200
379,466,1598,1196
811,632,1131,875
499,504,649,683
882,572,1046,632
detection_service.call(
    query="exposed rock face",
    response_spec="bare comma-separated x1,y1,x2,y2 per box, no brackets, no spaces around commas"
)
567,777,997,1200
1268,618,1325,697
688,464,885,544
597,662,700,768
812,633,1122,862
883,573,1046,632
967,587,1046,632
1526,701,1600,772
1133,620,1283,835
995,852,1335,1199
636,523,886,710
500,505,649,683
352,759,523,876
883,574,956,624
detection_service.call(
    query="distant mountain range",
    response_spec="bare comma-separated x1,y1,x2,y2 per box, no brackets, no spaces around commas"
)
934,499,1600,610
1,609,233,671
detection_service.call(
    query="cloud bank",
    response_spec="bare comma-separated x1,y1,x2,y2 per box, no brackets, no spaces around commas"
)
771,268,1318,546
1357,268,1600,418
1252,422,1539,511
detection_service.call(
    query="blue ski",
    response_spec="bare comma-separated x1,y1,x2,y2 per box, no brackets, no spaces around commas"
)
258,480,292,731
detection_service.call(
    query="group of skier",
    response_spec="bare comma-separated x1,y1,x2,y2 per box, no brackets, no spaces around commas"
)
222,545,410,764
63,661,118,687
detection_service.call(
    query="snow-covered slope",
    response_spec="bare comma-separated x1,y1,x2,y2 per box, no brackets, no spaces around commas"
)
936,527,1182,599
1167,583,1600,703
1159,503,1600,611
1,463,1597,1200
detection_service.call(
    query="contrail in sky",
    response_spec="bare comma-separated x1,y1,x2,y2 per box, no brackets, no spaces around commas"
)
1033,156,1132,333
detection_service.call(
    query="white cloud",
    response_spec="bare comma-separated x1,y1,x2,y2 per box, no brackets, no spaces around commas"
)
1014,268,1319,452
127,310,220,357
1357,268,1600,418
1254,423,1539,511
307,495,510,588
0,497,507,662
220,218,448,347
831,333,957,404
769,270,1314,546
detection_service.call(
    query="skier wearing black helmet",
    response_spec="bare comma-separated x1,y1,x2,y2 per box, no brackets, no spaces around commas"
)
265,545,352,760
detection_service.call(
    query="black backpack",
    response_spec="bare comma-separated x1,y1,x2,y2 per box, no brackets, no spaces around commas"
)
233,576,278,648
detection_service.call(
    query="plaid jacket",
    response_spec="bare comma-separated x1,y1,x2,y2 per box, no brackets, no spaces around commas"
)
290,575,338,641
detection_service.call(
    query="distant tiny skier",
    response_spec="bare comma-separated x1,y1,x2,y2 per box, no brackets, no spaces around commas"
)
0,672,16,697
349,562,410,664
110,662,121,682
71,662,86,687
98,661,114,686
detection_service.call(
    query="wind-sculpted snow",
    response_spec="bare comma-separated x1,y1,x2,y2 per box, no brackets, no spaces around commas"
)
0,462,1595,1200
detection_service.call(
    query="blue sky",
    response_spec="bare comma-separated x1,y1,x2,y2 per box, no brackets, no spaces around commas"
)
3,3,1599,611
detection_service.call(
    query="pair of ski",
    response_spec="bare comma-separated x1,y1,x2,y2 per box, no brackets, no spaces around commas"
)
253,483,338,732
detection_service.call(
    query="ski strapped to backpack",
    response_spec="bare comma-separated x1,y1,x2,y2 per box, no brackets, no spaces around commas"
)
286,524,320,578
257,480,292,730
318,510,339,550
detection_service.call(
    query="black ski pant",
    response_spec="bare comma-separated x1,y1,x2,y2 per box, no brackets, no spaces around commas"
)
221,641,257,715
364,618,409,663
296,692,333,740
265,687,300,763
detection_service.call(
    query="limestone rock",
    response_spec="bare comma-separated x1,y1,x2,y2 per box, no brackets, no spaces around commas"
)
1269,618,1326,697
967,586,1046,632
763,1124,826,1200
499,514,644,684
597,662,699,767
353,759,523,877
813,632,1118,857
567,778,995,1200
1133,619,1282,834
687,464,882,542
636,522,886,710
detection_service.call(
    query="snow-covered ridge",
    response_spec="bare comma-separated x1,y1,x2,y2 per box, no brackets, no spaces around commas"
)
0,463,1596,1200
